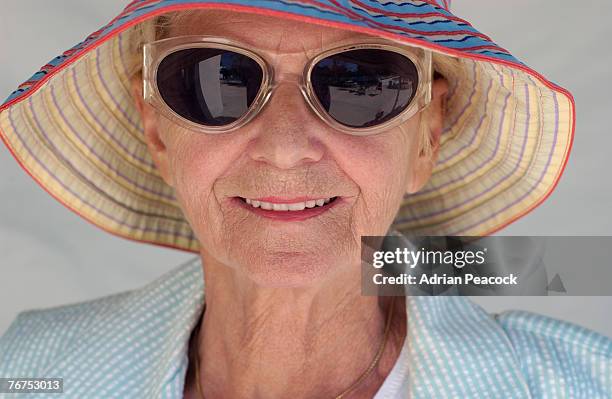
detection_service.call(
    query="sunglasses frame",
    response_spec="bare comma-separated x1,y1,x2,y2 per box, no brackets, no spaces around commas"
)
142,35,432,136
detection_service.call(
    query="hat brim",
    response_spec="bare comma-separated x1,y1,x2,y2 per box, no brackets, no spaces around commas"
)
0,0,574,253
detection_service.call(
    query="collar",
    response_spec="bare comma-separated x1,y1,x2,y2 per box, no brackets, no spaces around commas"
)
41,250,530,398
378,231,532,398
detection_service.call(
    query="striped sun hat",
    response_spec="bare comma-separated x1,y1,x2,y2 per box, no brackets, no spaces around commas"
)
0,0,574,253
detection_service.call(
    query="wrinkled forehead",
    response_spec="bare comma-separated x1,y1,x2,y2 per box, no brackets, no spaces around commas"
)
167,9,385,54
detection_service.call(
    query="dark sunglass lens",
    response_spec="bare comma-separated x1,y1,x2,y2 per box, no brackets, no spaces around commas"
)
311,49,419,128
156,48,263,126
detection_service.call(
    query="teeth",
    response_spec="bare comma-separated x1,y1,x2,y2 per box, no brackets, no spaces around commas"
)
242,197,335,211
272,203,289,211
288,202,306,211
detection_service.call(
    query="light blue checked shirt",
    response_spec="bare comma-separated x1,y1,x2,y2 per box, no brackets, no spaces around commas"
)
1,256,611,398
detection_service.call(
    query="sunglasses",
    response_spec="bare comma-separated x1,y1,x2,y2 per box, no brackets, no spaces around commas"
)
142,35,432,136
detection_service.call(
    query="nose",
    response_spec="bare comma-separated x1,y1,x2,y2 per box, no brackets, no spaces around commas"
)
246,76,325,170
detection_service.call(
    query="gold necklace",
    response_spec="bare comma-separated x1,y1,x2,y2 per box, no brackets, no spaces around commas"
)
191,296,396,399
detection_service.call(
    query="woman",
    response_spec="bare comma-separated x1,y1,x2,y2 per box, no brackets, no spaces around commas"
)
0,1,610,398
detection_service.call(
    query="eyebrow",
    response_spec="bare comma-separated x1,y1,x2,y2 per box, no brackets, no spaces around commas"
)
185,22,383,54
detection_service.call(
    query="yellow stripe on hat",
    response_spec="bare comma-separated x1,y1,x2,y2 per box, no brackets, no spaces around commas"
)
0,16,575,250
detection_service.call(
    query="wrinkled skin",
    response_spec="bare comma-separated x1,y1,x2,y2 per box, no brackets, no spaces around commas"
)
132,9,448,398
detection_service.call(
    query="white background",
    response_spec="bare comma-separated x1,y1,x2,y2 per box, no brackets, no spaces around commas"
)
1,1,611,336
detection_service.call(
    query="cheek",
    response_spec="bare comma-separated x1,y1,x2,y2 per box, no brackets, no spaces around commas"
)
336,124,418,230
161,125,245,232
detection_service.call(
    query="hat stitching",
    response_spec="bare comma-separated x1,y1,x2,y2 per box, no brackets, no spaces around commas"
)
0,1,576,250
52,81,178,207
96,46,147,138
29,92,182,221
452,90,562,235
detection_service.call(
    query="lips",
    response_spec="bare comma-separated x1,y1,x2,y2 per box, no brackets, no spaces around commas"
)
232,196,341,221
242,196,337,211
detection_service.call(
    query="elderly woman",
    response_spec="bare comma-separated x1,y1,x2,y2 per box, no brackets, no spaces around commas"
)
0,1,610,398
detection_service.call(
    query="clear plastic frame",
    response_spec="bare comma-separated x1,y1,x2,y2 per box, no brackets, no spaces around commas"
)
142,35,433,136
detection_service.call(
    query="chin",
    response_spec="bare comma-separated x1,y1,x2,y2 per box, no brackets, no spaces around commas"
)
239,252,344,288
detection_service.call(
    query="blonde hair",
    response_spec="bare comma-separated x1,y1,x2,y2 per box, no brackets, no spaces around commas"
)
127,11,442,159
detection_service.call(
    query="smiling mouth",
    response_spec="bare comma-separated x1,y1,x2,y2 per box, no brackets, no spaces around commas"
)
237,196,340,211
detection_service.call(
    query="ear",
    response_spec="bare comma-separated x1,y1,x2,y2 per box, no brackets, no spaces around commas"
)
406,75,449,194
130,73,173,187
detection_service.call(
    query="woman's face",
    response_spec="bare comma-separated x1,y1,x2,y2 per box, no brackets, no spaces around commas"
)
133,10,446,287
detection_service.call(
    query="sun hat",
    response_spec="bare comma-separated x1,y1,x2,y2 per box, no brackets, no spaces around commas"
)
0,0,575,254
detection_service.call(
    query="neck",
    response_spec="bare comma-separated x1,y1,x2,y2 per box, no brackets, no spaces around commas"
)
189,252,407,399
